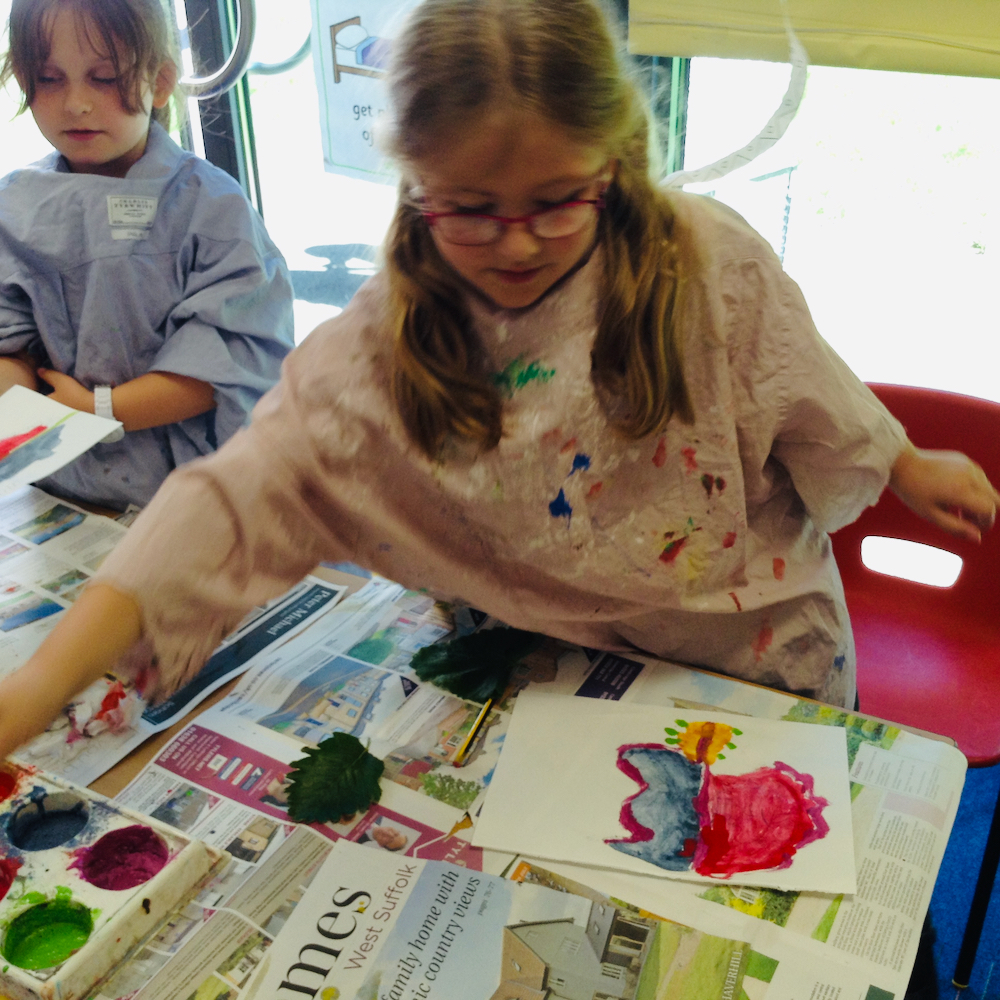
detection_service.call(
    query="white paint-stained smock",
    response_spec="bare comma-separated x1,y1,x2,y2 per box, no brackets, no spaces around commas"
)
0,122,294,509
94,192,907,706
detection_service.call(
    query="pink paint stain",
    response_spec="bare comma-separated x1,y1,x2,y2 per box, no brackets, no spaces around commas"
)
70,825,169,890
681,446,698,472
729,592,742,611
773,557,786,581
586,482,604,499
541,428,562,446
752,624,774,662
652,437,667,468
692,762,830,877
0,856,22,901
559,437,578,454
659,536,687,564
722,531,737,548
0,425,46,461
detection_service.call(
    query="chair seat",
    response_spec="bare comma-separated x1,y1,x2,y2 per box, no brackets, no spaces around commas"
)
848,590,1000,766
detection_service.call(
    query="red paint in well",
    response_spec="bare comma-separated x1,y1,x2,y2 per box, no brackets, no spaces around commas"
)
0,856,22,900
0,769,17,802
70,825,168,890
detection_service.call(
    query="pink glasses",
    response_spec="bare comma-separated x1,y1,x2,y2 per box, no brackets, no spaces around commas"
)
421,197,605,246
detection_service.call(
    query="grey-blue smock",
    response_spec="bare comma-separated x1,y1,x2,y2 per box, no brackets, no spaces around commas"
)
0,122,294,509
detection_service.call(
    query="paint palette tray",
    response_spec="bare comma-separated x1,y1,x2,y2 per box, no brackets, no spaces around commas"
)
0,763,226,1000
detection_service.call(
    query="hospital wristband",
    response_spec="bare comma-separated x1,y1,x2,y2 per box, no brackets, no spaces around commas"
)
93,385,125,442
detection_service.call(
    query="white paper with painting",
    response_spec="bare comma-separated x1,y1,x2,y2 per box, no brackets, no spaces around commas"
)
474,688,856,893
0,386,121,496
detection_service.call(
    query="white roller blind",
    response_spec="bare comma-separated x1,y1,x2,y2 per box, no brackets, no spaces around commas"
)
629,1,1000,78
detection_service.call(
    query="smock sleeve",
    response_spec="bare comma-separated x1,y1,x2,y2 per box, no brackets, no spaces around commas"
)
92,316,358,695
725,251,908,534
0,237,40,356
149,191,294,445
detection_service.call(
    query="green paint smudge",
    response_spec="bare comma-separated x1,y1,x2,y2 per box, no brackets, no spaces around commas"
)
492,355,555,399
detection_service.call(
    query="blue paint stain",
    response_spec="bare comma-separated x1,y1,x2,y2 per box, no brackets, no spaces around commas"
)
605,746,703,870
549,489,572,522
833,654,846,672
569,453,591,475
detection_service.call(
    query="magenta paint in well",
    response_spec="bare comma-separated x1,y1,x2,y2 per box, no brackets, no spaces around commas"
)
69,825,169,891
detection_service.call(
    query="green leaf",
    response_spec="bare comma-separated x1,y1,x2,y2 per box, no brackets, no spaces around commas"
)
410,628,543,702
285,732,384,824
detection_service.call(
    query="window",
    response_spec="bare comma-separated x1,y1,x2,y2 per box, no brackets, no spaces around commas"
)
682,58,1000,402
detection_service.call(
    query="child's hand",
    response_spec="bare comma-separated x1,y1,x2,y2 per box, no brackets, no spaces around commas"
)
36,368,94,412
889,443,1000,543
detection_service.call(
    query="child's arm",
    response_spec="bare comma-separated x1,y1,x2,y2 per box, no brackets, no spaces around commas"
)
0,583,142,761
889,442,1000,543
35,369,216,431
0,350,40,394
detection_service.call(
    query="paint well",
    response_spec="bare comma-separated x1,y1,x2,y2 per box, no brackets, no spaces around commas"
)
1,897,93,970
8,793,88,850
70,825,168,890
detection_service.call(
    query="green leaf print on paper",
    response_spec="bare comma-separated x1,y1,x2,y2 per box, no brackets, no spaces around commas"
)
492,354,555,398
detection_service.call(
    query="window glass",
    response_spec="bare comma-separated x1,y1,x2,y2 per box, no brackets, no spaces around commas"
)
683,58,1000,401
246,0,397,343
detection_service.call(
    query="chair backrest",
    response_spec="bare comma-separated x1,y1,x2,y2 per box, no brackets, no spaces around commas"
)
832,384,1000,764
833,384,1000,621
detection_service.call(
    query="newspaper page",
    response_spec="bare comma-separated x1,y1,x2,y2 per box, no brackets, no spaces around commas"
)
238,839,818,1000
0,485,127,670
196,585,535,816
533,648,967,998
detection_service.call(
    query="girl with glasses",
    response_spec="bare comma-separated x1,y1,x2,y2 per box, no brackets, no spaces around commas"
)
0,0,996,757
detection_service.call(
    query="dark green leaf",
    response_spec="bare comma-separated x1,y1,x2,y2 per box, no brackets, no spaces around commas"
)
410,628,543,702
286,732,384,824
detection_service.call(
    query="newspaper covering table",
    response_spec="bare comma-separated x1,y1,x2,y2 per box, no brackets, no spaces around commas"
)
94,609,964,1000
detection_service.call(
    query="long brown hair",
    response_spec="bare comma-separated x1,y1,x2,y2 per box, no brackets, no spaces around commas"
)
382,0,692,459
1,0,179,128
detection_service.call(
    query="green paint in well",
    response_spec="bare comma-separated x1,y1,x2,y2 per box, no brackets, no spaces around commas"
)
1,897,94,970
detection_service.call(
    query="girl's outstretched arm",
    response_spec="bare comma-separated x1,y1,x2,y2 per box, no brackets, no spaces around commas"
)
35,370,216,431
0,584,142,761
889,442,1000,543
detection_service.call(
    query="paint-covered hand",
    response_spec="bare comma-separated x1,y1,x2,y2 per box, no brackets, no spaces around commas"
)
889,442,1000,544
0,584,143,760
36,368,95,413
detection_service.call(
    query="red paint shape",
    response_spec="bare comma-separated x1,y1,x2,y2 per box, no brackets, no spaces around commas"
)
659,537,687,565
0,425,46,461
728,592,742,612
652,437,667,468
681,446,698,472
0,856,22,901
701,473,714,497
559,437,578,454
722,531,737,548
693,763,829,876
752,624,774,662
586,482,603,499
70,825,169,890
715,476,726,492
773,557,786,581
96,681,127,720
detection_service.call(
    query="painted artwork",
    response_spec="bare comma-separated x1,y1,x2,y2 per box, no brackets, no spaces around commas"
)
0,386,121,497
473,688,856,894
606,719,830,878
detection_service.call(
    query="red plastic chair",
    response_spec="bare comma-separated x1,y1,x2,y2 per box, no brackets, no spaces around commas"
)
831,383,1000,989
